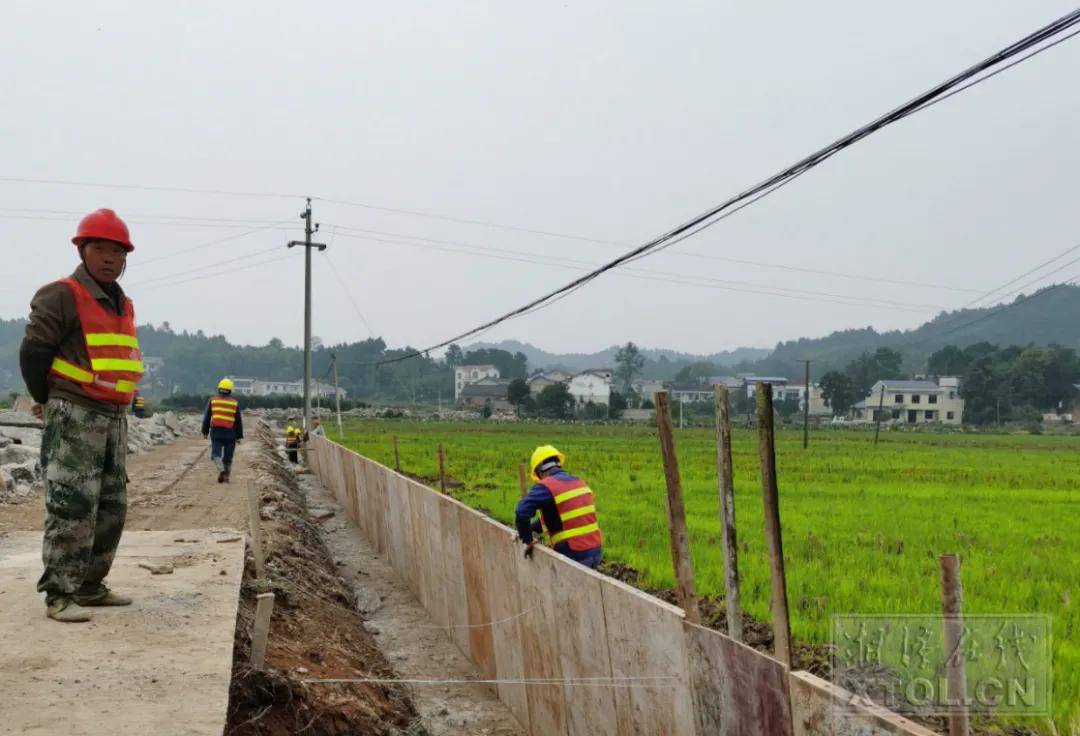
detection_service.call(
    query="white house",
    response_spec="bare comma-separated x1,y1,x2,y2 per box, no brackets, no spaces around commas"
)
568,369,612,406
669,386,713,403
455,364,500,400
742,376,790,399
227,377,345,400
851,378,964,425
527,371,570,393
632,379,666,402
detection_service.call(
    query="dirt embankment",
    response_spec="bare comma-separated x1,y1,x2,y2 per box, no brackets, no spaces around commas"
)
227,422,422,736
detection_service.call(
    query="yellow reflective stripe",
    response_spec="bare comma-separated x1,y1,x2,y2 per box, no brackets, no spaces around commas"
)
115,380,137,394
51,358,93,383
551,523,600,544
212,413,235,420
90,358,145,373
86,333,140,348
559,505,595,523
553,487,591,505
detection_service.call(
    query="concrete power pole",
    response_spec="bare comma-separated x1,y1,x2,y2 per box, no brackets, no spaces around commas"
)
331,353,344,440
288,198,326,432
802,359,813,449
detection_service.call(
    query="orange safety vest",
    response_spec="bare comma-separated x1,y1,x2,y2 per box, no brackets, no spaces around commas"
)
49,277,144,405
538,473,602,552
210,396,239,429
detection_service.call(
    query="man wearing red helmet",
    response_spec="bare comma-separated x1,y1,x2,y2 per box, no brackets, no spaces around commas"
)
19,208,144,623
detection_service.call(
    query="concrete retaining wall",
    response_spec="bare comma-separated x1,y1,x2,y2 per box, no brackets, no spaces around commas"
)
310,438,939,736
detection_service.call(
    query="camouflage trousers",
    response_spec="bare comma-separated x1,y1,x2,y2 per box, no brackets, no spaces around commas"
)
36,398,128,603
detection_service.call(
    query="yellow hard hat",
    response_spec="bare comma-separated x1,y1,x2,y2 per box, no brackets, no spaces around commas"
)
530,445,566,481
218,377,234,392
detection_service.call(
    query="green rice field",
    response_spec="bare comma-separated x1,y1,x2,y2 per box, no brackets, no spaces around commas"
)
337,419,1079,731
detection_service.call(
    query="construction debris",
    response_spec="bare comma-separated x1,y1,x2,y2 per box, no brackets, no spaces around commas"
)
0,408,199,504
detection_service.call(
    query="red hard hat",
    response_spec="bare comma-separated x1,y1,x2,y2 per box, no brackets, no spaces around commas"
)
72,208,134,251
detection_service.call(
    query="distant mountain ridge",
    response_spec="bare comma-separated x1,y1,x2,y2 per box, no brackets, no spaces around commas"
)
468,284,1080,380
464,339,771,373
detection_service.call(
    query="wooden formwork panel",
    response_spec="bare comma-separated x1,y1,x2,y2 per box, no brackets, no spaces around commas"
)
459,510,498,682
436,494,471,656
788,672,940,736
476,516,530,727
422,488,448,630
547,557,618,736
385,474,408,580
683,622,792,736
405,480,430,609
342,452,359,525
601,578,696,736
516,547,569,736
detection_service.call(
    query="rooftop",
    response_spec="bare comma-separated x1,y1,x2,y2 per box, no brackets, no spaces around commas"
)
874,380,941,391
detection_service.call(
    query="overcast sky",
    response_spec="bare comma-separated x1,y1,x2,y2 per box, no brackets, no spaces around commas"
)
3,1,1078,356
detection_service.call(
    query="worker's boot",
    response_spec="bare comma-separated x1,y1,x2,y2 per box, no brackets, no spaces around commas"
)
218,470,226,483
72,586,132,607
223,469,231,483
46,597,92,623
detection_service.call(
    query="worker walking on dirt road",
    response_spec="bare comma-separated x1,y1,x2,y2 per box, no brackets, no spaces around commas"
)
515,445,603,569
131,390,146,418
19,208,144,623
201,378,243,483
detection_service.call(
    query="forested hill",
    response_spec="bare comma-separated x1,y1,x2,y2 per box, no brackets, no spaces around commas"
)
742,284,1080,379
0,283,1076,399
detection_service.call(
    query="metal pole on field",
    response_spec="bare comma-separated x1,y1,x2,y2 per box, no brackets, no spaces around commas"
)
940,554,970,736
437,443,447,495
714,385,743,641
331,354,344,440
756,382,792,667
653,391,702,624
393,435,401,472
801,359,812,449
287,198,326,432
873,385,886,446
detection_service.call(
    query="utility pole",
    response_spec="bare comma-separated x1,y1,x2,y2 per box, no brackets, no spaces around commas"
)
873,384,886,446
801,359,813,449
331,353,344,440
288,198,326,432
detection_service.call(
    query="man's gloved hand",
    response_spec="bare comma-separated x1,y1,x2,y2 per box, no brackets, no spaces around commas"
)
523,541,535,560
31,403,44,421
202,433,209,440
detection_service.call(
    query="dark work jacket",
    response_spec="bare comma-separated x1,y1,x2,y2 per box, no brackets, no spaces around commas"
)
515,470,602,561
201,394,244,442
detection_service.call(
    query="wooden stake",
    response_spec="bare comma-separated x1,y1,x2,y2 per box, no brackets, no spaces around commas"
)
437,443,447,495
517,463,530,498
756,383,792,666
393,435,401,472
940,554,970,736
250,592,275,668
654,391,701,624
246,482,266,580
714,385,743,641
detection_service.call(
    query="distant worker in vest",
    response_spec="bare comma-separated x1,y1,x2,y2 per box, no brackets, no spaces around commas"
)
285,424,300,463
515,445,602,569
201,378,243,483
131,390,146,418
19,208,143,623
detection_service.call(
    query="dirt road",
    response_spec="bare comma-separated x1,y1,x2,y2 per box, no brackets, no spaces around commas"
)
0,436,252,533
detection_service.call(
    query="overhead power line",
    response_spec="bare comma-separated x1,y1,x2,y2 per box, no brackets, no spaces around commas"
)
329,228,942,313
961,241,1080,309
327,221,982,295
359,7,1080,365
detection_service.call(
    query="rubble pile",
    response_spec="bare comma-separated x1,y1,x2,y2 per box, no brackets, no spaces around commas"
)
0,409,200,503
